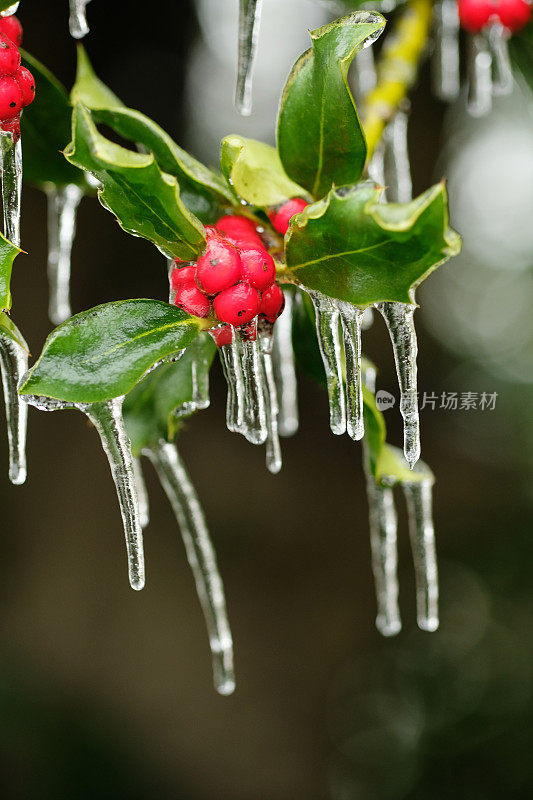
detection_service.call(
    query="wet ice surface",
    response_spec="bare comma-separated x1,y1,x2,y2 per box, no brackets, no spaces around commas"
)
46,185,83,325
0,131,22,247
235,0,263,115
69,0,90,39
0,330,28,484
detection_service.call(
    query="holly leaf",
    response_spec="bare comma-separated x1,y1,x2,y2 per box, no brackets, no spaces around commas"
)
0,312,29,353
123,333,216,456
220,135,308,208
18,299,203,404
20,50,86,188
0,231,21,312
285,182,461,306
277,11,385,199
64,103,206,260
71,46,233,223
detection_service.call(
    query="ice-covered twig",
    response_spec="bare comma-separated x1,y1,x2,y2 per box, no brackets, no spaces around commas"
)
309,290,346,436
148,442,235,695
271,290,298,437
431,0,460,101
133,456,150,529
0,130,22,247
336,300,364,441
0,328,28,484
69,0,90,39
46,184,83,325
236,0,263,115
402,478,438,631
365,474,401,636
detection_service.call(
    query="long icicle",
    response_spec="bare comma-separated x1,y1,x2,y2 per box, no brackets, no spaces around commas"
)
148,442,235,696
365,473,401,636
309,291,346,436
191,334,210,411
0,330,28,484
133,456,150,530
271,290,299,437
46,184,83,325
431,0,460,102
336,300,364,441
82,398,145,591
258,330,282,474
235,0,263,115
238,330,267,445
0,130,22,247
376,302,420,468
219,339,243,434
488,22,513,96
402,478,439,631
69,0,90,39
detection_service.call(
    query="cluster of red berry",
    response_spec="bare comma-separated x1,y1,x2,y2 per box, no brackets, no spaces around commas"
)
458,0,531,33
0,15,34,141
171,198,309,346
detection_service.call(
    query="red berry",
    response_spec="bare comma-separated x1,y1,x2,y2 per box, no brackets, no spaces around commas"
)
196,236,241,295
213,282,260,326
497,0,532,30
0,15,22,46
268,197,309,236
259,284,285,323
458,0,494,31
239,247,276,292
171,265,196,290
174,282,211,318
0,33,20,76
1,115,20,141
208,324,233,347
215,215,263,249
0,75,22,120
15,65,34,107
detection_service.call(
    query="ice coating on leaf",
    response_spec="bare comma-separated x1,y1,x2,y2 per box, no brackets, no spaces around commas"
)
0,131,22,248
82,398,145,591
402,477,439,632
467,34,493,117
336,300,364,441
236,0,263,115
133,456,150,529
272,290,298,437
308,291,346,436
147,442,235,696
432,0,460,101
376,302,420,469
383,111,412,204
46,184,83,325
69,0,90,39
365,474,401,637
258,330,282,474
239,333,267,445
0,325,28,484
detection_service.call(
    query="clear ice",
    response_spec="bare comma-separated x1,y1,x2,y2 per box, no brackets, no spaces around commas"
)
488,22,513,96
235,0,263,115
376,302,420,469
46,184,83,325
467,33,493,117
133,456,150,529
219,335,244,434
352,42,377,106
336,300,364,441
383,111,412,204
258,329,282,474
0,329,28,484
431,0,460,101
69,0,90,39
402,477,439,632
148,442,235,695
271,290,298,437
309,291,346,436
190,334,210,412
239,332,267,445
0,130,22,247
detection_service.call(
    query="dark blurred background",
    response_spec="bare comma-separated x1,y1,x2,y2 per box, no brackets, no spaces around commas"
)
1,1,532,798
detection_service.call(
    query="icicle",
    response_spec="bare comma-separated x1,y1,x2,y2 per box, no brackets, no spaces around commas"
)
235,0,263,115
336,300,364,441
133,456,150,529
148,442,235,695
376,302,420,468
467,33,493,117
238,329,267,445
365,473,401,636
0,4,20,17
82,398,145,591
219,332,245,434
0,329,28,484
0,130,22,247
271,290,298,437
191,335,210,411
258,329,282,474
46,184,83,325
488,22,513,96
383,110,412,204
431,0,460,102
69,0,90,39
402,478,439,631
308,291,346,436
352,43,377,106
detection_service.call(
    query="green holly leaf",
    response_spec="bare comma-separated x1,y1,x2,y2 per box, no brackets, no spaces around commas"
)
220,135,308,208
18,299,203,404
123,333,216,456
71,46,233,223
20,50,86,188
64,103,206,260
0,231,21,312
285,182,461,306
277,11,385,199
0,312,29,353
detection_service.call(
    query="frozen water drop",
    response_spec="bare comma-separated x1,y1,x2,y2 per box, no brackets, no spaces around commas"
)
351,42,377,106
376,302,420,469
467,33,493,117
239,332,267,445
148,442,235,695
383,110,412,204
133,457,150,529
235,0,263,115
336,300,364,441
402,478,439,632
46,184,83,325
308,290,346,436
258,330,282,474
271,290,298,437
365,473,401,637
0,130,22,247
0,328,28,484
488,22,513,96
69,0,90,39
431,0,460,101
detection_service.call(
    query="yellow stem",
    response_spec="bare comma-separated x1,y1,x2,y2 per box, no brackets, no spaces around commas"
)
362,0,434,162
